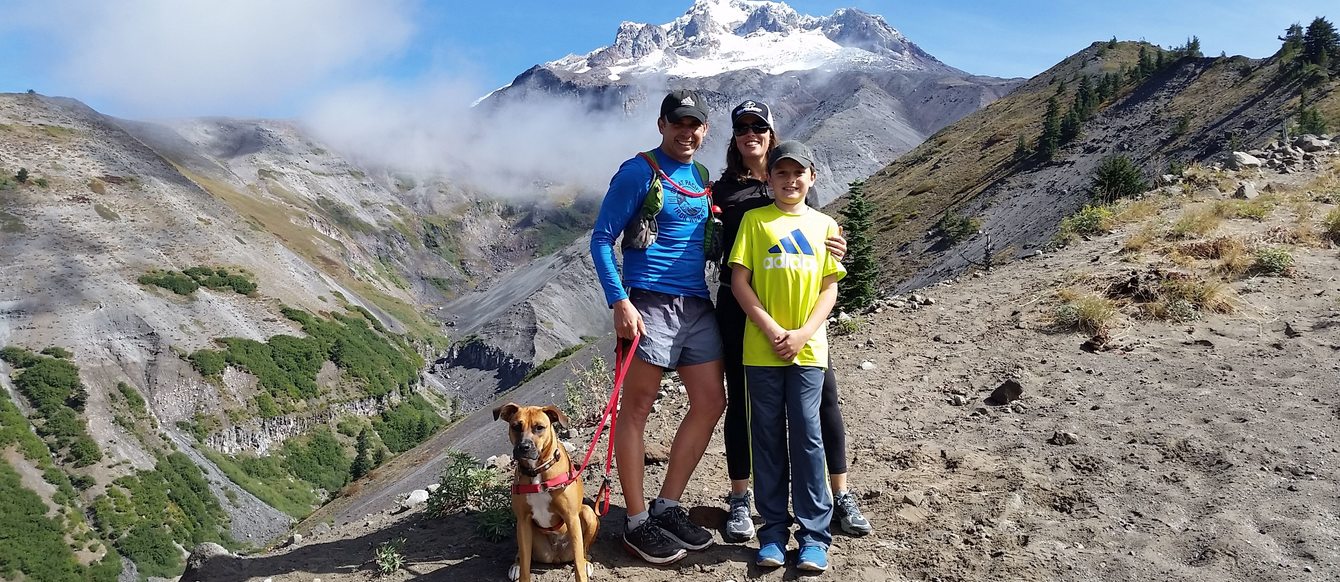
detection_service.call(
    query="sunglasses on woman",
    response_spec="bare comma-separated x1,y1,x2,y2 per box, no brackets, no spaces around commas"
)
732,123,770,136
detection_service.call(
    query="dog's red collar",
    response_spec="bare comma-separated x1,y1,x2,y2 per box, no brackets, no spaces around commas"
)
512,465,581,495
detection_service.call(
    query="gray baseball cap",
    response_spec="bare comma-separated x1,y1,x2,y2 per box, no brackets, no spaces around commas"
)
767,140,815,170
661,90,708,123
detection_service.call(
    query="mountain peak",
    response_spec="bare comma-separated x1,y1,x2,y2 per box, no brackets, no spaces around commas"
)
553,1,956,81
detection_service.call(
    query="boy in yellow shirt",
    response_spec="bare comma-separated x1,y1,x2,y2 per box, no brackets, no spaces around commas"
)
727,140,845,572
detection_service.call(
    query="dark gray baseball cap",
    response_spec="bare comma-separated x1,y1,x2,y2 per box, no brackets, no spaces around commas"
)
661,90,708,123
768,140,816,170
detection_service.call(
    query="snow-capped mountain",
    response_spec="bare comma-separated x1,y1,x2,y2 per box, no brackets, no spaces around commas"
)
550,0,957,81
484,0,1021,205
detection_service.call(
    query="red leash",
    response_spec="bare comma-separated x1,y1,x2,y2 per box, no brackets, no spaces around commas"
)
577,335,639,516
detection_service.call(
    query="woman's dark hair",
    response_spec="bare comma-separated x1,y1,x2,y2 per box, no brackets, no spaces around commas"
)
722,127,778,181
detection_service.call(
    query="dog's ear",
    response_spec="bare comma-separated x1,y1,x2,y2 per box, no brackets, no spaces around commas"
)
493,403,520,423
540,405,571,429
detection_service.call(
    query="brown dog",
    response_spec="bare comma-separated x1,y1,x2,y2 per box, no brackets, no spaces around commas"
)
493,403,599,582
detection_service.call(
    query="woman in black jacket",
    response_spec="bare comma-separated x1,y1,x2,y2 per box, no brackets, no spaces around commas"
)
715,99,872,541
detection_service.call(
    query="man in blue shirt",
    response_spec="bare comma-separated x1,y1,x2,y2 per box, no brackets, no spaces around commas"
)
589,90,726,565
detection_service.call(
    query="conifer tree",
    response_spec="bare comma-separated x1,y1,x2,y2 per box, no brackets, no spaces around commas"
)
1137,44,1153,76
1076,75,1096,118
1186,36,1202,58
1040,96,1062,159
1155,48,1166,70
1280,23,1305,57
1108,36,1118,49
351,428,373,480
1060,108,1082,143
1303,17,1340,71
836,180,878,313
1013,134,1030,160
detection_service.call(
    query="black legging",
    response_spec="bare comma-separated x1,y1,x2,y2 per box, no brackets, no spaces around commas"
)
717,283,848,482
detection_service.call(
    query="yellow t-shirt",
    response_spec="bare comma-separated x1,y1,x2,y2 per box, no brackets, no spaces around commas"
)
728,204,846,367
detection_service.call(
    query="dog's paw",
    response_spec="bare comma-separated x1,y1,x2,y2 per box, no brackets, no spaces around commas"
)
508,562,520,582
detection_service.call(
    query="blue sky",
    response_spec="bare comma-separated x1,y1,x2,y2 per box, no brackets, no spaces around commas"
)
0,0,1332,119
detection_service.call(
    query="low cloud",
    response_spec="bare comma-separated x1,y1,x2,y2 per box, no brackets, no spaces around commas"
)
301,79,673,198
20,0,414,117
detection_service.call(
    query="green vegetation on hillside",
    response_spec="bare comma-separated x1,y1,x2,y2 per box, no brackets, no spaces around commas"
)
138,266,257,296
373,394,443,453
190,306,423,410
90,453,232,578
0,459,121,582
0,346,101,467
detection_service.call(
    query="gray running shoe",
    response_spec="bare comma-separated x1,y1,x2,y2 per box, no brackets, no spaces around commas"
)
834,491,872,536
724,490,755,542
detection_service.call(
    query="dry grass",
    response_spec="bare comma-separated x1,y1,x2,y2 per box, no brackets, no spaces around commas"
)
1213,197,1275,221
1112,196,1163,225
1122,223,1162,254
1168,206,1223,239
1053,288,1119,335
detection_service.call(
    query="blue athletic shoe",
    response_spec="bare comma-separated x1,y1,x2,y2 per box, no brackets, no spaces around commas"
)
755,542,785,568
798,545,829,572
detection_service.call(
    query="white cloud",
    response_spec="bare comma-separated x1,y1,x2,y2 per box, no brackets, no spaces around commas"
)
25,0,415,117
301,79,669,198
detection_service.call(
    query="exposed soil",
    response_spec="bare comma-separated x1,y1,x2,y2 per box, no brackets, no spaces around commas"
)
185,162,1340,581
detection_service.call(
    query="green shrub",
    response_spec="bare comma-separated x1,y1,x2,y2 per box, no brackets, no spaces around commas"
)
40,346,72,359
934,211,982,243
1058,204,1115,242
520,343,583,384
0,347,100,466
1091,155,1148,203
562,355,611,429
190,350,228,377
281,428,351,493
1254,246,1294,275
202,450,317,518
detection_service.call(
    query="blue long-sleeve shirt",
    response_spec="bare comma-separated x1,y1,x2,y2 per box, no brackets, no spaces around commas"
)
590,148,711,306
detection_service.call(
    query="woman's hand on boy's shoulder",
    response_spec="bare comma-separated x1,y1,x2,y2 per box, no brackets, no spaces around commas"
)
826,226,847,261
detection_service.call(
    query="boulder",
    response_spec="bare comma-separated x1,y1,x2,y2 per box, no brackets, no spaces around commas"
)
1233,181,1258,200
1230,151,1262,169
401,489,430,509
984,379,1024,406
1294,135,1332,152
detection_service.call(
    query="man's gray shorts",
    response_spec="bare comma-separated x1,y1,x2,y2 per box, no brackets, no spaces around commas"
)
629,287,722,369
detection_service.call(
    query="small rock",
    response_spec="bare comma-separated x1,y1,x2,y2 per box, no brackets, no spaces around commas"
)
910,293,927,305
1234,181,1258,199
1285,322,1302,338
984,379,1024,406
837,311,853,322
859,361,877,371
426,483,441,493
896,506,930,523
901,490,926,506
644,443,671,465
948,394,968,406
1048,431,1079,446
286,532,302,547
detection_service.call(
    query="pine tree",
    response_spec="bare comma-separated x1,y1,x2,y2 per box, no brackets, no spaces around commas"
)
351,428,373,480
1186,36,1202,58
1040,96,1062,159
1013,134,1031,160
1280,23,1305,57
1108,36,1119,49
1155,48,1166,70
1303,17,1340,71
836,180,878,313
1060,108,1082,143
1137,44,1153,77
1076,75,1096,118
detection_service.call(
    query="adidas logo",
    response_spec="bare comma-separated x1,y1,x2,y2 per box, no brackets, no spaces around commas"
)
767,229,815,255
764,229,818,271
681,96,696,107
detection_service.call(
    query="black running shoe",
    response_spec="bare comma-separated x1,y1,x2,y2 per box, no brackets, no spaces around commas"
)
623,521,688,565
653,505,714,550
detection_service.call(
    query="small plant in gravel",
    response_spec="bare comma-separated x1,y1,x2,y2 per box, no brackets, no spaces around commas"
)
831,315,861,337
1053,289,1117,335
1253,246,1295,276
1058,204,1114,243
1122,224,1161,254
562,355,611,429
374,537,405,575
1324,207,1340,244
935,211,982,244
425,450,516,542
